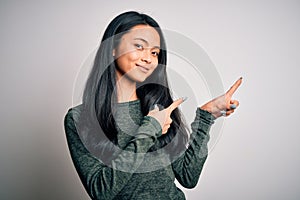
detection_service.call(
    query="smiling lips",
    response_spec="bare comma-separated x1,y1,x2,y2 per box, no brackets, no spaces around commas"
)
136,64,150,73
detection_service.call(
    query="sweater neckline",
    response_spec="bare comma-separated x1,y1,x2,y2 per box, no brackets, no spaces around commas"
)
117,99,140,107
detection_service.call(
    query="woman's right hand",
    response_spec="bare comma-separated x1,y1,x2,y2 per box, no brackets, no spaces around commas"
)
147,98,185,134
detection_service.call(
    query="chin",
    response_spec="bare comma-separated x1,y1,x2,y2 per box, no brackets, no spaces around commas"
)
134,77,147,83
129,73,150,83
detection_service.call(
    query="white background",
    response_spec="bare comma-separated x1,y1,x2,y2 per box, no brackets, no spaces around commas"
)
1,0,299,199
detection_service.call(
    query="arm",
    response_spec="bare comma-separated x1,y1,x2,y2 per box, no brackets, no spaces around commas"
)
172,78,243,188
64,107,162,200
172,108,215,188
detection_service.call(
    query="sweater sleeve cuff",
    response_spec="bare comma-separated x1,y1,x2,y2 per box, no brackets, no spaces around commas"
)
190,108,215,136
197,108,216,125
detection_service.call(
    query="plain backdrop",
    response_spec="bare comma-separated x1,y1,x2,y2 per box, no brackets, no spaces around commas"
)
1,0,300,199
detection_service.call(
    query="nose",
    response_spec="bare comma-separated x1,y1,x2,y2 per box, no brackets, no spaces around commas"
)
141,50,151,64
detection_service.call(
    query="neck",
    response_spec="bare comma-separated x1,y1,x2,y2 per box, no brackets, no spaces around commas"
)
116,72,138,103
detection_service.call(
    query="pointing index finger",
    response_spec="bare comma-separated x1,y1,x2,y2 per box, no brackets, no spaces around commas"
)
227,77,243,96
167,97,185,113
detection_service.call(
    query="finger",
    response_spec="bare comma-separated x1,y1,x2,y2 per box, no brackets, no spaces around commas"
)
226,77,243,97
227,109,235,115
223,109,234,117
165,118,173,125
162,124,170,134
220,109,234,117
230,104,237,109
233,100,240,107
228,100,239,110
167,97,186,113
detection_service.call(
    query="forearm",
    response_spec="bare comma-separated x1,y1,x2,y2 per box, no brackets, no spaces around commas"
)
172,108,215,188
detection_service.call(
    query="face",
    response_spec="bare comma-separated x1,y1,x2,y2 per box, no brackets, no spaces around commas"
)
113,24,161,83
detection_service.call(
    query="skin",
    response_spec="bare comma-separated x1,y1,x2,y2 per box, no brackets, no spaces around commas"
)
114,24,242,134
114,24,160,102
200,77,242,118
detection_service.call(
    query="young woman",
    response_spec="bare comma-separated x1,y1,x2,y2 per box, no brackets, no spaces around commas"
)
64,11,242,200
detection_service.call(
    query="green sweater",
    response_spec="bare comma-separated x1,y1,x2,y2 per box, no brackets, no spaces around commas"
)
64,100,215,200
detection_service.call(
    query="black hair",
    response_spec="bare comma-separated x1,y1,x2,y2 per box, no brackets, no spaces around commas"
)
78,11,189,164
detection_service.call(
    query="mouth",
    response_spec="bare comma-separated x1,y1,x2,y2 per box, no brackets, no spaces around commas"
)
136,64,150,73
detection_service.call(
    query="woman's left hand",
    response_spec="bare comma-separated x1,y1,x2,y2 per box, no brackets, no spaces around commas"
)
200,77,242,118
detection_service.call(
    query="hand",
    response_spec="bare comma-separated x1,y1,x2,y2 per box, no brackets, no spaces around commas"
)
147,98,185,134
200,77,243,118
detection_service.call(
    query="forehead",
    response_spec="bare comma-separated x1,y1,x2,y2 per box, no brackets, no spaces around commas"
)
122,25,160,47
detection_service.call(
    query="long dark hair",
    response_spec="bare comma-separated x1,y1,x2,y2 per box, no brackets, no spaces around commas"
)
78,11,189,164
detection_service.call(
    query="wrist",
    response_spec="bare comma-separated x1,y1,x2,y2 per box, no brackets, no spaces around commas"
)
200,103,212,113
200,102,219,118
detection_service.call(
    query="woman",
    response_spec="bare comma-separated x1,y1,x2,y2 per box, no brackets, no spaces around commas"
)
64,11,242,200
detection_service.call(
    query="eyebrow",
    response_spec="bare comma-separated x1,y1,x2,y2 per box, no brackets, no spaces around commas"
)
133,38,160,49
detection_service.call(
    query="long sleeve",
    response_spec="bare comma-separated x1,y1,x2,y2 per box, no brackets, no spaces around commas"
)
64,107,162,200
172,108,215,189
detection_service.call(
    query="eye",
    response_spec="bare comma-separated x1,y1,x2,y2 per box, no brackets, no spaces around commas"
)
152,51,160,57
134,43,143,50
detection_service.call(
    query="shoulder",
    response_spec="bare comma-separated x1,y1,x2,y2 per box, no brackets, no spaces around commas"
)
64,104,84,120
64,104,84,131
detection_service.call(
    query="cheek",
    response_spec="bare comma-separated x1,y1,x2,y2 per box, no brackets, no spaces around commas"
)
116,45,140,61
127,51,140,61
152,60,159,70
118,51,140,64
116,52,141,72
